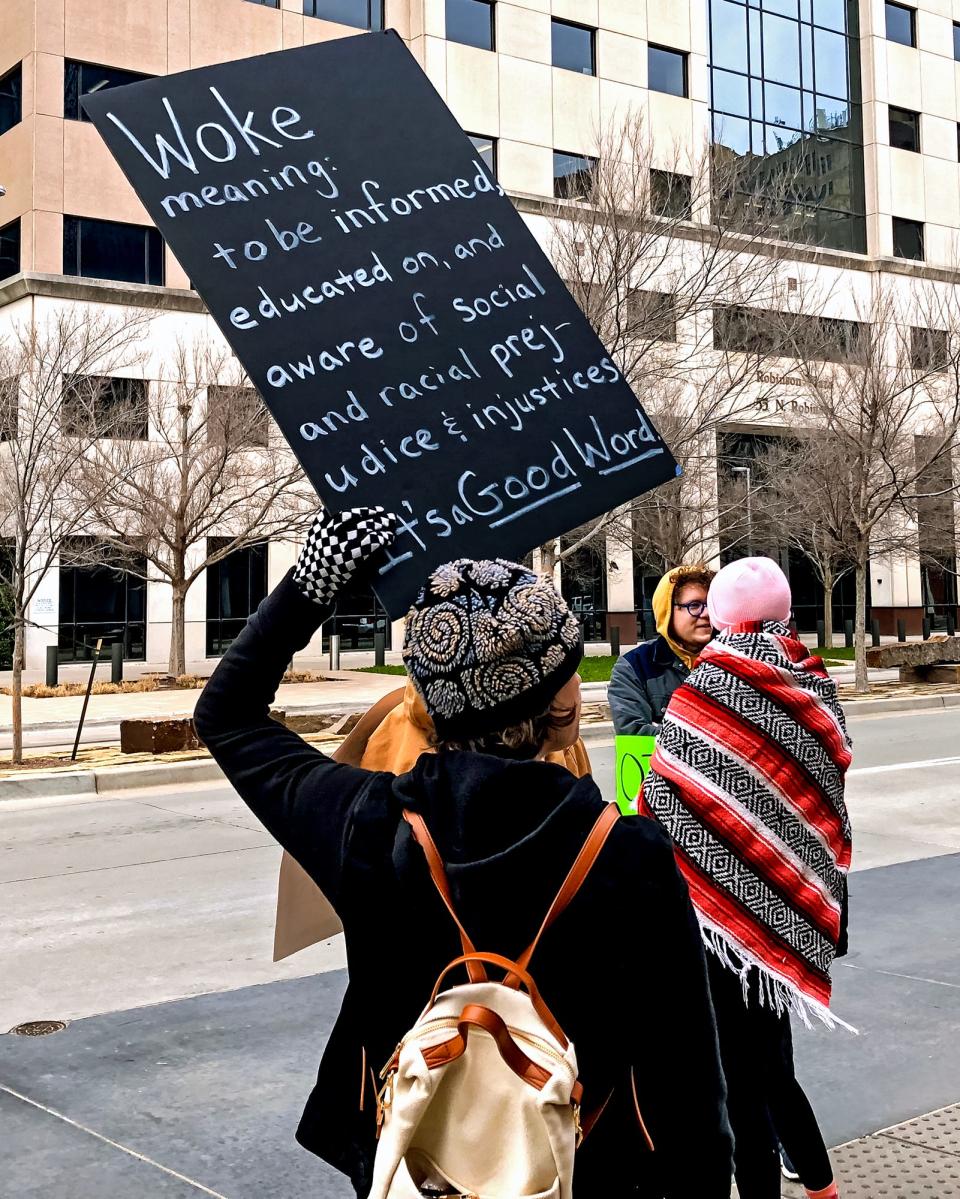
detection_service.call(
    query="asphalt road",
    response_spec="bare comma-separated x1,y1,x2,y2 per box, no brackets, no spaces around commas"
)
2,704,959,1196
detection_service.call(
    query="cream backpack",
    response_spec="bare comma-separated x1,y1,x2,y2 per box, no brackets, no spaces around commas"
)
368,803,620,1199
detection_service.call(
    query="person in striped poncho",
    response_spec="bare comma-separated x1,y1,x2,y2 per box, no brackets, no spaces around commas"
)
642,557,852,1199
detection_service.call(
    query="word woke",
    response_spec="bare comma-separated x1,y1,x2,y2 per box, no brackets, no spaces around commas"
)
106,87,317,180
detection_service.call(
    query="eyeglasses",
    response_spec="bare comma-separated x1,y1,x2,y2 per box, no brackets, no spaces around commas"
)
674,599,709,617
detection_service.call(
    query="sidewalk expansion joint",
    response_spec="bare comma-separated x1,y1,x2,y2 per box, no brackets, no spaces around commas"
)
0,1083,231,1197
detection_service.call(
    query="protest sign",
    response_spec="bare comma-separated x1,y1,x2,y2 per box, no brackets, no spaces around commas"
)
615,734,657,815
84,33,678,616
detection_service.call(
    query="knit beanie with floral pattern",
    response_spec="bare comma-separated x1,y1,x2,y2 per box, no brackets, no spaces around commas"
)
402,558,584,740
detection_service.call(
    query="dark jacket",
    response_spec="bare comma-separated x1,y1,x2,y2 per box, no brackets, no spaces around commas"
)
608,636,690,737
193,572,733,1198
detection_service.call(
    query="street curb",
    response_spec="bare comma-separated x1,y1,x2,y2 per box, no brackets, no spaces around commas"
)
1,689,957,802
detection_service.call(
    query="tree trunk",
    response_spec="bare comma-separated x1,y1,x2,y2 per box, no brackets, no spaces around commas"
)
168,584,187,677
822,562,834,649
11,617,24,766
538,541,558,577
854,554,869,695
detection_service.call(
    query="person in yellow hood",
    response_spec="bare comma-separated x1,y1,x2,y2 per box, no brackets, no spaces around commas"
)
273,678,591,960
608,564,715,737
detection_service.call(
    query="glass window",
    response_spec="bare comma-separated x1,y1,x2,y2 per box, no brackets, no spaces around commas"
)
648,45,688,97
650,169,693,219
446,0,494,50
0,377,18,441
763,13,800,86
321,568,391,651
468,132,497,177
207,385,270,448
551,19,595,75
911,327,949,372
812,0,845,31
64,61,152,121
628,290,677,342
711,0,749,71
63,216,164,286
0,218,20,281
553,150,597,200
713,112,751,154
58,538,146,663
62,375,149,440
813,26,848,97
0,63,22,136
885,3,915,47
889,106,920,152
764,80,802,129
303,0,383,27
206,540,268,657
713,305,868,361
892,215,923,260
712,68,751,117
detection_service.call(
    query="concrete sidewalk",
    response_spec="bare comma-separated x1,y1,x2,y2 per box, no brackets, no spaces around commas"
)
0,669,405,734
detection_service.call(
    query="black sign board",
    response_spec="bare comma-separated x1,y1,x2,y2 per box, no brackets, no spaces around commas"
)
84,33,678,616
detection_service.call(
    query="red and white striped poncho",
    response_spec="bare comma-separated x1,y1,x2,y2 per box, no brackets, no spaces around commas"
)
641,621,853,1029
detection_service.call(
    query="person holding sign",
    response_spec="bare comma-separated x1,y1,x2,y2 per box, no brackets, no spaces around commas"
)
641,558,852,1199
194,508,733,1198
608,565,715,738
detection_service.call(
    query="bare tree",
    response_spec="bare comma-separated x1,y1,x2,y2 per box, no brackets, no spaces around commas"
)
80,337,313,676
747,433,857,647
542,111,822,575
0,308,148,763
770,285,960,690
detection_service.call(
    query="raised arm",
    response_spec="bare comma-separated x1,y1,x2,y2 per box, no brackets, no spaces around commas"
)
193,508,397,905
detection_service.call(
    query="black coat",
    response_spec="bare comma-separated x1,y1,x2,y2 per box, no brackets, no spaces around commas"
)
193,571,733,1198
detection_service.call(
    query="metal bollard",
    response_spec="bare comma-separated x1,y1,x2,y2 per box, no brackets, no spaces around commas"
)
374,632,385,667
111,641,123,684
922,617,931,640
328,633,341,671
45,645,59,688
816,619,825,647
609,626,621,657
948,613,957,637
844,619,854,648
871,618,881,647
897,618,907,643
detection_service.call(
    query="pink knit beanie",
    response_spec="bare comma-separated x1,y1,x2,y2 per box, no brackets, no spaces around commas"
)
707,557,792,631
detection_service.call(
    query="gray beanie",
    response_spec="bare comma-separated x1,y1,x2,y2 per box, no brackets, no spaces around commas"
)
402,558,583,739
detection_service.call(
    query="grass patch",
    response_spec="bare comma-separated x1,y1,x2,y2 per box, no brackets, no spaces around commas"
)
356,664,407,676
815,645,856,661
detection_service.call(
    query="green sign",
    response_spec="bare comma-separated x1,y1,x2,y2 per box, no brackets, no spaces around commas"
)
615,735,657,815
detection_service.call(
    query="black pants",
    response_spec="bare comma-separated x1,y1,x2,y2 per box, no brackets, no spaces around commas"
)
707,957,833,1199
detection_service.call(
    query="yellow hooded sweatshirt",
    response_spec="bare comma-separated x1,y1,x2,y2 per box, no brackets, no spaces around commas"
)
650,566,706,670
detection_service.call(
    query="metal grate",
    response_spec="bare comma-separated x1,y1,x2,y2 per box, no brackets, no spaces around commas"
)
9,1020,67,1036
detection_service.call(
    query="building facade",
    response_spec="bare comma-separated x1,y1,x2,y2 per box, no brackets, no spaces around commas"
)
1,0,959,671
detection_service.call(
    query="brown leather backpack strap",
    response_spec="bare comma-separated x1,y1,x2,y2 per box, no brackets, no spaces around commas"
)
429,951,569,1047
403,810,486,983
508,802,620,985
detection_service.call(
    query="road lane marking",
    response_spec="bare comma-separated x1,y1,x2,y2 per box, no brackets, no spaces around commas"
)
848,755,960,777
0,1083,231,1196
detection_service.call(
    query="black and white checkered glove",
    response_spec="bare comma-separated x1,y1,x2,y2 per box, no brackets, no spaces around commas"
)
293,507,398,608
